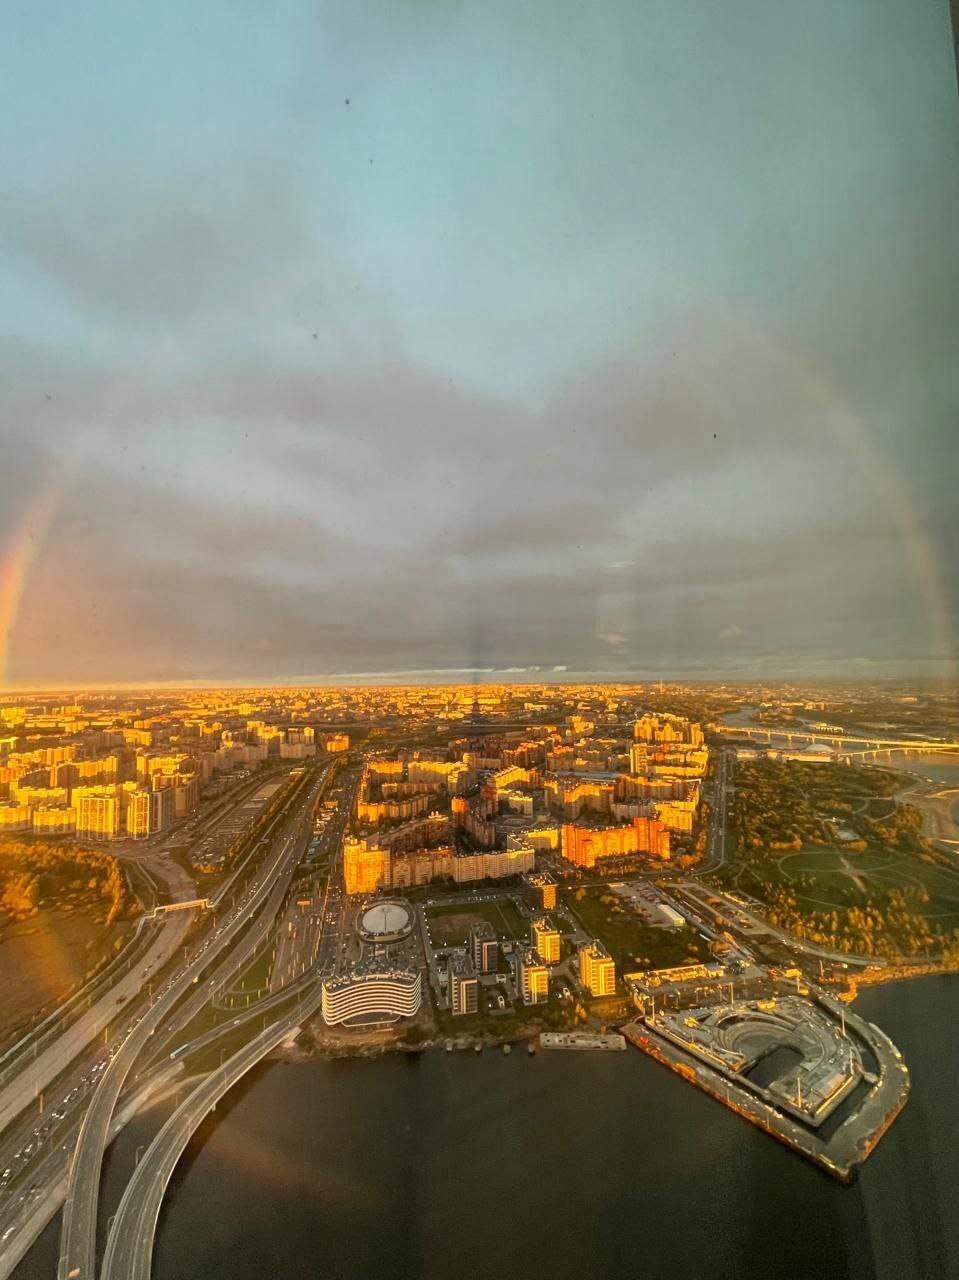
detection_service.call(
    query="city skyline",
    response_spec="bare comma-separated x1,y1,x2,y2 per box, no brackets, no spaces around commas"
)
2,2,958,687
0,676,956,1272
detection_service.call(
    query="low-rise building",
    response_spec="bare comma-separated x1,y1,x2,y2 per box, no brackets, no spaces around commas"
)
321,964,422,1026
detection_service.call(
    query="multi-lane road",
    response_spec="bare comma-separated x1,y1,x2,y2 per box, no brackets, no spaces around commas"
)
0,756,350,1280
57,763,330,1280
96,771,362,1279
699,747,732,874
0,770,299,1167
100,995,323,1280
0,827,199,1133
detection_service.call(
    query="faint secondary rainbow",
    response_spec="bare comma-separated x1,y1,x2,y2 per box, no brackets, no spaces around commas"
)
0,477,65,689
774,335,956,688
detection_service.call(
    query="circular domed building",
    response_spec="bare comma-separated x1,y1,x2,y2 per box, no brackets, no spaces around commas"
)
356,898,414,945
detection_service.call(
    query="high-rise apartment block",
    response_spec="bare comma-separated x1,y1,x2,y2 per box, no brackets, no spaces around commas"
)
468,921,498,974
531,917,561,965
125,785,175,838
578,939,616,997
562,816,670,867
448,952,480,1016
521,870,558,911
343,838,391,895
517,948,549,1004
74,787,122,840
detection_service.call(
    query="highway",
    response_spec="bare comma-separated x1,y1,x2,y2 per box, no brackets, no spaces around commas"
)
0,772,311,1232
0,907,194,1137
97,767,358,1280
699,747,732,875
0,966,326,1280
0,840,196,1100
56,764,329,1280
0,761,345,1280
270,771,358,988
0,793,236,1159
101,994,322,1280
270,894,322,991
137,803,335,1068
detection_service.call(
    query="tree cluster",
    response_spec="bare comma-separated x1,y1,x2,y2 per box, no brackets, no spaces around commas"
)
0,839,131,923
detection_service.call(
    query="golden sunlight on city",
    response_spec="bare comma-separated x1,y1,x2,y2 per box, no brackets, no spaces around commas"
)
2,0,958,1276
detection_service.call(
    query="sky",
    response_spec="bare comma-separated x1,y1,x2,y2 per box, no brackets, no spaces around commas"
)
1,1,958,688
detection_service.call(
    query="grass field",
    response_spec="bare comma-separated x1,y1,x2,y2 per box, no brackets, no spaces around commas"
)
729,844,959,927
234,943,276,993
425,898,529,944
182,994,299,1073
0,908,129,1047
562,887,712,972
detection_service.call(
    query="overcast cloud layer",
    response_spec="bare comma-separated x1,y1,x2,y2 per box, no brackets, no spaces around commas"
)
1,2,958,687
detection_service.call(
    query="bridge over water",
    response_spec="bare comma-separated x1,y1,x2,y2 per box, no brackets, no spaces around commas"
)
714,724,959,759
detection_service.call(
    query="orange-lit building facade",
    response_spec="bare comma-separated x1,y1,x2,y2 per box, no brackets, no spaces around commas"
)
344,839,391,895
562,816,670,867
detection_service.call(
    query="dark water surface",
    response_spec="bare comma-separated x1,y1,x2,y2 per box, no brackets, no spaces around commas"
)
15,980,957,1280
151,978,959,1280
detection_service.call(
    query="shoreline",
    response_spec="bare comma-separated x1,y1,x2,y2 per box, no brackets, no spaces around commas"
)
902,784,959,844
867,761,959,845
282,1017,553,1062
844,958,959,994
276,964,959,1064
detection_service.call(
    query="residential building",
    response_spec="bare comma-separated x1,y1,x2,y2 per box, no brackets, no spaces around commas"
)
518,947,549,1004
579,939,616,997
74,787,122,840
521,870,558,911
448,952,480,1016
0,803,32,832
531,917,561,965
343,837,391,895
562,815,670,867
31,805,76,835
469,921,498,974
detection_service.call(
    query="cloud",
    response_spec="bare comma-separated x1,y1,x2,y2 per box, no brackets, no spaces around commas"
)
1,0,957,684
1,304,956,686
1,160,316,331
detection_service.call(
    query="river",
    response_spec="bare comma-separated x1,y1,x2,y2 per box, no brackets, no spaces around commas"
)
16,977,956,1280
12,717,959,1280
722,706,959,825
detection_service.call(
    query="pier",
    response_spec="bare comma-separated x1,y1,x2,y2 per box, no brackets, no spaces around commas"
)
621,994,909,1182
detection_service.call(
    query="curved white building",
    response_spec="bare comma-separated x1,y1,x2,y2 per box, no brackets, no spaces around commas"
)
321,965,422,1027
